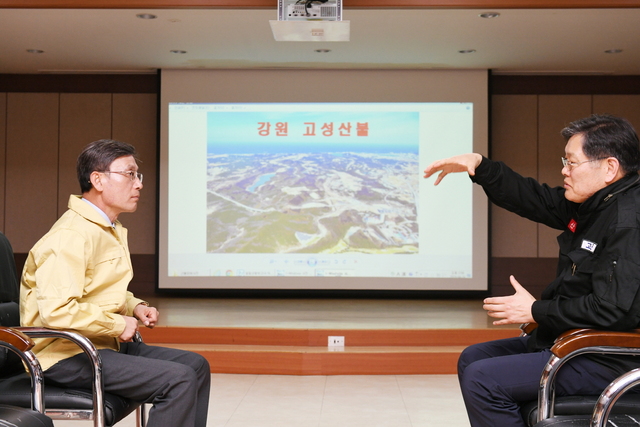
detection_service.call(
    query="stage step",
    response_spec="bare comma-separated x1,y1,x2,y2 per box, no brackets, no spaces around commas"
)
139,326,520,375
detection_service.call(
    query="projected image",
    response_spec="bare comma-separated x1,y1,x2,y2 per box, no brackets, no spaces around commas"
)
206,111,419,254
164,98,480,287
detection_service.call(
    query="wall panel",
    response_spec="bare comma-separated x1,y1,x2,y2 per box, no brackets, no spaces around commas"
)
536,95,591,257
490,95,538,258
0,93,6,232
58,93,112,215
5,93,59,252
592,95,640,130
112,93,157,254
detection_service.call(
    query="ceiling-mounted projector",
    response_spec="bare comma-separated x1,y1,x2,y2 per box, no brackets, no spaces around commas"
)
270,0,350,42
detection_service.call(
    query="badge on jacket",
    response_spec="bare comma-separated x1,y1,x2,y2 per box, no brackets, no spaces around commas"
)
581,240,597,253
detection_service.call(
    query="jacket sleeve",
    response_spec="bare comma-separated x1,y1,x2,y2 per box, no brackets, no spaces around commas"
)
531,225,640,334
32,228,127,338
471,157,574,230
126,292,148,316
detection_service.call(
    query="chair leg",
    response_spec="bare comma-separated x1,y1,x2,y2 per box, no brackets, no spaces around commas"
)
136,403,147,427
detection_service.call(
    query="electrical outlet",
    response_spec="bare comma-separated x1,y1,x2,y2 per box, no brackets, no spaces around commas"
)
328,336,345,347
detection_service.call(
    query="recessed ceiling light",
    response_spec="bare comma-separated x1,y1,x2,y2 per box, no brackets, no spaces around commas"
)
136,13,157,19
605,49,623,54
459,49,476,54
170,50,187,54
315,49,331,53
26,49,44,54
479,12,500,19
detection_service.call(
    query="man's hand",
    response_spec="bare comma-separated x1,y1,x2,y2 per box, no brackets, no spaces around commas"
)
423,153,483,186
483,275,536,326
133,304,159,328
119,315,139,342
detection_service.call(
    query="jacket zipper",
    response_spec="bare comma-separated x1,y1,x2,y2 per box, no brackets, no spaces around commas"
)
609,260,617,283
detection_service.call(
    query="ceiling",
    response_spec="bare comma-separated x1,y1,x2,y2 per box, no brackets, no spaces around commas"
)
1,7,640,75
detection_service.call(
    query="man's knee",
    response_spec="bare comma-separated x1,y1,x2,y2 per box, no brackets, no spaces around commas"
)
459,359,486,391
164,363,200,392
458,344,482,376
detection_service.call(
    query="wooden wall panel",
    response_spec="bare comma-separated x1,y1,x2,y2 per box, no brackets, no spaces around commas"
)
0,94,6,232
592,95,640,131
490,95,538,257
536,95,591,258
5,93,59,252
111,93,157,254
58,93,112,215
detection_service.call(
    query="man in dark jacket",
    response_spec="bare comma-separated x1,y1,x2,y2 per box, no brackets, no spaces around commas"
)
423,114,640,427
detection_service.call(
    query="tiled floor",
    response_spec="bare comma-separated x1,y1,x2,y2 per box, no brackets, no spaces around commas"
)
52,298,490,426
54,373,470,427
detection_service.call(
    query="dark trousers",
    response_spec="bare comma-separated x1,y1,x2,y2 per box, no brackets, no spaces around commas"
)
458,336,619,427
45,342,210,427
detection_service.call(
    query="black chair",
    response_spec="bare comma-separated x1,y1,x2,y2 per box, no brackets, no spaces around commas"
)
534,366,640,426
0,404,53,427
0,326,52,427
518,325,640,426
0,231,146,427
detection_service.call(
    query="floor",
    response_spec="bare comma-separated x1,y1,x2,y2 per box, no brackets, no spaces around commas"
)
52,297,495,426
54,374,470,427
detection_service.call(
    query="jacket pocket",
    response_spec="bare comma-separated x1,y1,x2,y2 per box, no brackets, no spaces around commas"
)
93,247,126,265
567,249,596,276
595,256,640,312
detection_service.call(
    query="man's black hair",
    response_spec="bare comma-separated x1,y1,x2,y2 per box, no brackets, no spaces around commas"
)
561,114,640,175
76,139,137,193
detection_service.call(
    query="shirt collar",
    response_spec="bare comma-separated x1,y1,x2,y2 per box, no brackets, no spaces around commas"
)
81,197,115,228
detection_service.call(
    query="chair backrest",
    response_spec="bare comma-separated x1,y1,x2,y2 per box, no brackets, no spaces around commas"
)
0,231,19,304
0,302,24,377
0,233,23,377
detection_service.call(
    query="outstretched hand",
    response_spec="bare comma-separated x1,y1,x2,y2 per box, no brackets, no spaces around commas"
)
423,153,483,186
483,275,536,326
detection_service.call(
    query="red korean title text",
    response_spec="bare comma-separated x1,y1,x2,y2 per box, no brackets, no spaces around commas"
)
258,122,369,137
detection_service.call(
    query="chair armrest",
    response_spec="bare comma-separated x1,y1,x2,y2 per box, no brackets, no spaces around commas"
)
538,328,640,423
0,326,34,353
0,326,45,413
520,322,538,336
16,327,105,427
551,329,640,358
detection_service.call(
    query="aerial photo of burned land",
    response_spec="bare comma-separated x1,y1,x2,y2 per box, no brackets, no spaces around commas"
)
206,152,419,254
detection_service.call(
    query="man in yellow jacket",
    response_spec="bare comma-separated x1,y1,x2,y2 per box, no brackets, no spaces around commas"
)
20,139,210,427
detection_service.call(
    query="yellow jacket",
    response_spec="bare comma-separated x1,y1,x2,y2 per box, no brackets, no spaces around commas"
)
20,195,147,370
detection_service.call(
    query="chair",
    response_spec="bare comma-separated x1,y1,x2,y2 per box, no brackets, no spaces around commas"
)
518,324,640,426
0,405,53,427
534,366,640,426
0,326,53,427
0,231,146,427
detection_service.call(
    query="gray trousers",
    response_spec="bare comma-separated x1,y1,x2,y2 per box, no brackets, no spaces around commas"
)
44,342,210,427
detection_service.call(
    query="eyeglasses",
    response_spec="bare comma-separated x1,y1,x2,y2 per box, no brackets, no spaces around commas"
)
561,157,605,171
100,170,143,183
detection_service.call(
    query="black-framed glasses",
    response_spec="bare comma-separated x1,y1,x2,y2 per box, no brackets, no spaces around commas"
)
101,170,143,183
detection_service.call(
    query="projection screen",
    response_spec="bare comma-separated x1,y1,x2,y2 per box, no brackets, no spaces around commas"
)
159,69,489,291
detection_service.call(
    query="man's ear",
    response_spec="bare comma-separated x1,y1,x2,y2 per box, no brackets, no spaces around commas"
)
90,171,103,191
604,157,623,183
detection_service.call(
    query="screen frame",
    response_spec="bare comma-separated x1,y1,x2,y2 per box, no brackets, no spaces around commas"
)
158,68,490,293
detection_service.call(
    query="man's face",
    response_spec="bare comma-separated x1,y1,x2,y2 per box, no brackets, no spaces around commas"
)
562,134,608,203
99,155,143,218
